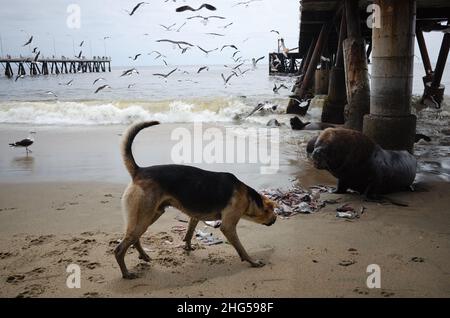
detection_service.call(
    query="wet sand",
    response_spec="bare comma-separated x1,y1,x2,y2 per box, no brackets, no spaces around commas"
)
0,124,449,297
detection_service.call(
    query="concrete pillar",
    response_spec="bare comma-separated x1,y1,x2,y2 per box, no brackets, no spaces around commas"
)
343,0,370,131
363,0,417,152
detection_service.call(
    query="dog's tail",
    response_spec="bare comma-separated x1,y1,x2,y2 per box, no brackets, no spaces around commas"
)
121,121,160,177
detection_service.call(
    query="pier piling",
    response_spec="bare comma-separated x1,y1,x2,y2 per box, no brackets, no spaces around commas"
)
363,0,417,152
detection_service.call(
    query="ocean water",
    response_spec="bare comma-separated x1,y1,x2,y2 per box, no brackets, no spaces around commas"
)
0,63,448,126
0,62,449,182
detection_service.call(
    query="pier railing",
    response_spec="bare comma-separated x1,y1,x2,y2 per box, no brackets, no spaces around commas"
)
0,55,111,78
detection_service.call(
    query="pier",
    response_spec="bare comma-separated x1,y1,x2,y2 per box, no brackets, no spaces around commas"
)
289,0,450,152
0,55,111,78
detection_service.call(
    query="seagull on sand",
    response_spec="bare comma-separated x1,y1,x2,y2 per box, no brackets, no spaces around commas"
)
94,84,111,94
9,131,36,154
176,4,216,12
153,68,178,79
125,2,148,16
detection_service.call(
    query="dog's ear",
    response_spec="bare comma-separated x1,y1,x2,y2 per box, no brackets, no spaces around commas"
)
263,197,277,210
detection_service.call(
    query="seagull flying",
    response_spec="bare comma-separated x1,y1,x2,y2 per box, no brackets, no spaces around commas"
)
22,36,33,47
160,23,177,31
270,30,280,35
252,56,265,67
221,73,236,85
95,84,111,94
153,68,178,79
129,54,142,61
93,78,105,85
59,79,74,86
126,2,148,16
176,22,187,32
79,40,84,47
187,15,226,24
176,4,216,12
221,45,238,51
220,22,234,29
120,68,139,77
273,83,288,94
32,47,38,53
156,39,195,47
233,0,262,7
197,46,218,55
197,66,209,73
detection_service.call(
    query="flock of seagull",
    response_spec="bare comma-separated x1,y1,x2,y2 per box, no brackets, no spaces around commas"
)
15,0,290,100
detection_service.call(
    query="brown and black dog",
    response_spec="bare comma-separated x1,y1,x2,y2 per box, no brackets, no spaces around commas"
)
115,121,277,279
307,128,417,197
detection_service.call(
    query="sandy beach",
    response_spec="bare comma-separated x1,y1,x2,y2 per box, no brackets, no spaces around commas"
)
1,124,449,298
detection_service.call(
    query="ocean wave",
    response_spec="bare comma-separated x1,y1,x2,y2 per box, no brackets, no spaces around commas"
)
0,99,253,125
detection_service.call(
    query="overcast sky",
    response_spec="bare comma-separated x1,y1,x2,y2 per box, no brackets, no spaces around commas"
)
0,0,445,66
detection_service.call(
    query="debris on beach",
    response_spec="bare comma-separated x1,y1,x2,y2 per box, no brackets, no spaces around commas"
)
203,220,222,228
261,185,337,217
335,204,365,220
195,228,223,246
338,260,356,267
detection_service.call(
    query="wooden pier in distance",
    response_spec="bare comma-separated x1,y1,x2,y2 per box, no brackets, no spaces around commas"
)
0,56,111,78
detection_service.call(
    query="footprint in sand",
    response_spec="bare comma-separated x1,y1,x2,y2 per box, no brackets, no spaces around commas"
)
28,235,54,247
353,287,369,295
380,290,395,297
410,256,425,263
0,252,15,259
83,292,100,298
16,284,45,298
87,274,105,284
6,274,25,284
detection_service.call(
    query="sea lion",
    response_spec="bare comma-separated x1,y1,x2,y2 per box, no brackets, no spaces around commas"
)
291,116,336,131
308,128,417,196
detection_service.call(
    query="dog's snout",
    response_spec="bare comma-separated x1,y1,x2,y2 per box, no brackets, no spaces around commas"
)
265,217,276,226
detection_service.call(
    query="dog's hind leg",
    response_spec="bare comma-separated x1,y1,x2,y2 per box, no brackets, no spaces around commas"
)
134,239,150,262
115,185,162,279
183,217,199,251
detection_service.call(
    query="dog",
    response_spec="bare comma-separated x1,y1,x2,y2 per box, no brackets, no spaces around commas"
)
115,121,277,279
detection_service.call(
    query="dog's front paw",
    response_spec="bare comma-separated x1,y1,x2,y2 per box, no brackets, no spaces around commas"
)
138,253,151,262
250,259,265,268
123,272,139,280
183,244,195,252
